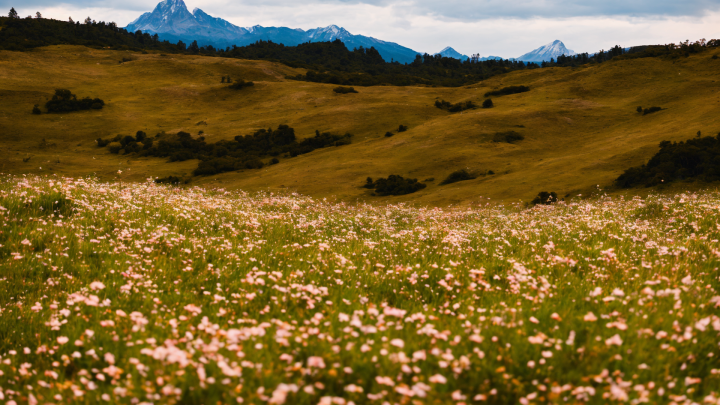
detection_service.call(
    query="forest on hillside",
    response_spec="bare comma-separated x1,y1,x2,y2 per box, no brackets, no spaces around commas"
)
1,15,718,87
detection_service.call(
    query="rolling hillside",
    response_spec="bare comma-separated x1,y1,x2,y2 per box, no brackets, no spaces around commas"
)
1,45,719,205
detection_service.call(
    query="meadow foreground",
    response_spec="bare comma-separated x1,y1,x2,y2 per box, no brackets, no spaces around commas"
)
0,175,719,404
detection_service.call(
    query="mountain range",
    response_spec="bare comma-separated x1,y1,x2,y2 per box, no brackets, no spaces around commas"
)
126,0,578,63
126,0,421,63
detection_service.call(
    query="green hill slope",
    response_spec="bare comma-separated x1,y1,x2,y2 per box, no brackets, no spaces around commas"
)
1,45,719,205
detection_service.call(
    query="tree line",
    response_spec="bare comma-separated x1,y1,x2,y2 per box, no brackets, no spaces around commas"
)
96,125,352,176
615,133,720,188
2,13,719,88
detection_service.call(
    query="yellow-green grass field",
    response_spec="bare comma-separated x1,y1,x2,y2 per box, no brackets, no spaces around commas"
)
1,45,720,205
0,175,719,404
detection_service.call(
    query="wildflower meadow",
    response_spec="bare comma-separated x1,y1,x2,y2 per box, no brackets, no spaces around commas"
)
0,175,719,404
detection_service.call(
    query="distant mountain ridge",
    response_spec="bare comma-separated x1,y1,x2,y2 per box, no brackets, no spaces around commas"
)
434,47,469,61
126,0,580,65
516,40,575,62
126,0,422,63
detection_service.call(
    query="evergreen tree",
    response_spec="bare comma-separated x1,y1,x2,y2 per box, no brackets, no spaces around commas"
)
84,17,92,24
68,16,74,23
35,11,41,19
8,7,18,18
189,40,199,53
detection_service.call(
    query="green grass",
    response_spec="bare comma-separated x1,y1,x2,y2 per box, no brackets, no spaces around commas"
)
2,46,720,206
0,174,719,404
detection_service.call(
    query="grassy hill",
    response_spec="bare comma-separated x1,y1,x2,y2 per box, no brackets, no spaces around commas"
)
1,45,719,205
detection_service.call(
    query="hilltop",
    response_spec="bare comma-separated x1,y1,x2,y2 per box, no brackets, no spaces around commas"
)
0,43,719,205
517,40,576,62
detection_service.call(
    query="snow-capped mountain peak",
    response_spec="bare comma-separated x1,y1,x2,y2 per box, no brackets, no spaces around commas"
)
306,25,352,41
435,46,469,61
517,40,575,62
126,0,423,63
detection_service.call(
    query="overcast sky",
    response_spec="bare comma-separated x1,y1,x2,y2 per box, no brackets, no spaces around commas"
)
4,0,720,57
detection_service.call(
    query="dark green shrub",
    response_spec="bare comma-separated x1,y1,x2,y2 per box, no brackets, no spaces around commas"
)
487,170,495,175
435,100,452,109
484,85,530,97
98,125,351,176
270,157,279,165
363,177,375,188
228,80,254,90
713,54,718,59
45,89,104,113
333,86,358,94
154,176,181,185
32,105,41,114
531,191,558,205
120,135,136,147
385,132,394,137
643,106,662,115
637,106,643,113
482,99,494,108
493,131,524,143
107,142,122,154
366,175,426,196
398,125,408,132
616,134,720,188
435,99,476,112
440,169,476,185
244,158,264,169
96,138,110,147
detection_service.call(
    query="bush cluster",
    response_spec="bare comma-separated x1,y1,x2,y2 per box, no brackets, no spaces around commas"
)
333,86,358,94
493,131,524,143
482,99,493,108
385,125,408,138
440,169,476,185
484,85,530,98
97,126,352,176
44,89,104,113
638,106,662,115
616,134,720,188
435,99,476,112
228,80,254,90
364,175,426,196
97,131,153,153
531,191,558,205
154,176,182,185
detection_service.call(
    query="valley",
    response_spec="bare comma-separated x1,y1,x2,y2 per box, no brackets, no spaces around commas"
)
1,45,720,205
